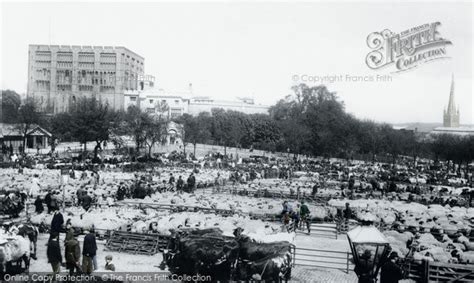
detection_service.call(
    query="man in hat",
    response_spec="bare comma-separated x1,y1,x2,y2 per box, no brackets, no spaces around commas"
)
176,176,184,192
82,227,97,275
34,195,44,214
299,200,311,234
47,232,62,278
50,208,64,235
44,189,53,213
187,173,196,192
65,232,81,275
82,191,92,211
380,251,404,283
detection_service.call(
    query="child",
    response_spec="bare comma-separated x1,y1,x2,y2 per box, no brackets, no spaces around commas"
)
105,255,115,271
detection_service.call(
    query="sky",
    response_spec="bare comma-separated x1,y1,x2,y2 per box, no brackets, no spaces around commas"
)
1,1,473,124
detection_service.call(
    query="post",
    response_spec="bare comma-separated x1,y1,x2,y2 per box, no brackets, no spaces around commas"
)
346,252,350,274
422,259,430,283
62,184,65,213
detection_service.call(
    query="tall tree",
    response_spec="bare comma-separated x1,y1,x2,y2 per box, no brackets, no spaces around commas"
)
143,117,166,158
68,97,114,157
124,105,152,155
16,98,42,153
1,90,21,123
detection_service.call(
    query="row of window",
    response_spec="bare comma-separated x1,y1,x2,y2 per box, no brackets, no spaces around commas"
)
144,108,181,118
148,99,180,105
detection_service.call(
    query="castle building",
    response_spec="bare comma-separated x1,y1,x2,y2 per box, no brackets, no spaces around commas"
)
443,75,460,127
27,44,144,113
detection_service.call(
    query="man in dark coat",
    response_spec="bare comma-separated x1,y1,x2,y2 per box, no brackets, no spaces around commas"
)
187,173,196,192
76,187,86,206
380,252,404,283
47,233,62,277
312,183,319,196
343,203,352,220
177,176,184,191
82,192,92,211
34,196,44,214
50,210,64,235
82,228,97,274
44,191,53,213
116,185,126,201
299,201,311,233
65,233,81,275
169,173,175,185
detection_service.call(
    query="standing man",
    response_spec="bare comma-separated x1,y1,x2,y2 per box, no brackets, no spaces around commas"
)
50,209,64,235
312,182,319,197
299,200,311,234
65,233,81,275
34,196,44,214
187,173,196,193
380,252,404,283
47,233,62,278
82,192,93,211
82,228,97,275
176,176,184,192
214,173,223,193
44,190,53,213
168,173,175,185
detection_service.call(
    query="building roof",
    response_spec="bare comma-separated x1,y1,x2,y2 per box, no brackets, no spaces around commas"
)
431,126,474,135
0,123,52,138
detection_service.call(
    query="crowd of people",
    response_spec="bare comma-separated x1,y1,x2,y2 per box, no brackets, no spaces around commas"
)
0,147,473,282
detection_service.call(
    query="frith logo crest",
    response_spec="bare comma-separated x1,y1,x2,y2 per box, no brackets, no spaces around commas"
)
366,22,452,73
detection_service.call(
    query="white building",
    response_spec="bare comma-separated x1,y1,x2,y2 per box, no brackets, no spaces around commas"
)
125,76,270,117
431,127,474,136
187,96,269,116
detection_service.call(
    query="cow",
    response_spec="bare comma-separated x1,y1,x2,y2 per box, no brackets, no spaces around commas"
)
162,228,293,282
162,228,240,281
235,238,293,282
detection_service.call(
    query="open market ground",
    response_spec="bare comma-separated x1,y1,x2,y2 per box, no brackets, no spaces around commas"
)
26,231,366,282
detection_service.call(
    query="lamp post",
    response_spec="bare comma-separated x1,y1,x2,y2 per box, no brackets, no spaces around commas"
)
347,223,390,283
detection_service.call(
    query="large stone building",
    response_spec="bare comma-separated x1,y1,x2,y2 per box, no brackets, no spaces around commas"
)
27,44,144,113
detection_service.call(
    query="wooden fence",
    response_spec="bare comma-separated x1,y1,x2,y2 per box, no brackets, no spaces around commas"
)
294,247,353,273
400,259,474,283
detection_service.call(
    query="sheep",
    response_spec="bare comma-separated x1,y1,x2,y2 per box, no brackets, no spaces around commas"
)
457,235,474,251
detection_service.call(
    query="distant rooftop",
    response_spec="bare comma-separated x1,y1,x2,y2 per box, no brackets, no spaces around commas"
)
431,126,474,135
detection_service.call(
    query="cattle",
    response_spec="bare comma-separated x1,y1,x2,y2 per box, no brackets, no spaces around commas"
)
164,228,239,281
236,238,293,282
162,228,293,282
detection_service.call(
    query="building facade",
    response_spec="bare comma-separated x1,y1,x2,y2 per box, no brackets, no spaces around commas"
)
27,44,144,113
187,96,269,116
443,75,460,127
125,76,269,117
0,123,52,151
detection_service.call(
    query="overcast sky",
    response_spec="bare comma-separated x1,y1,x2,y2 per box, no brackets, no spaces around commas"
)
1,1,472,124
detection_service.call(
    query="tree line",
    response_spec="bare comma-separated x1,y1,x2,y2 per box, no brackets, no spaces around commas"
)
1,85,473,166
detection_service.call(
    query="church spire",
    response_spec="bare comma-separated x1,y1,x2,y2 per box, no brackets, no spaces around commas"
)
447,74,456,113
443,74,460,127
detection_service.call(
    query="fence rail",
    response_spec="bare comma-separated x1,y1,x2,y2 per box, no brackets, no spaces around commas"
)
294,247,353,273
